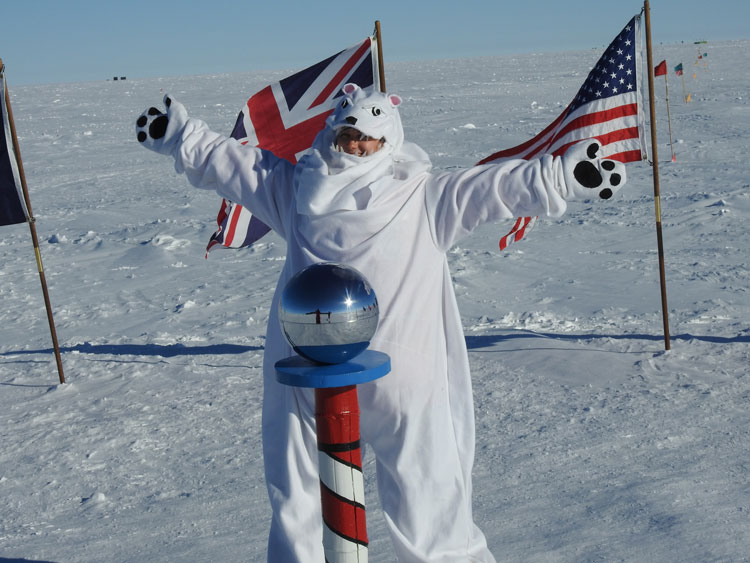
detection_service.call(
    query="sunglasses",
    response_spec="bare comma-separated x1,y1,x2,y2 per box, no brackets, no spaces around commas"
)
335,129,380,144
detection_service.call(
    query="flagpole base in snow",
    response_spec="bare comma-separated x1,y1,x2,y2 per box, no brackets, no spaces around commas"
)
276,350,390,562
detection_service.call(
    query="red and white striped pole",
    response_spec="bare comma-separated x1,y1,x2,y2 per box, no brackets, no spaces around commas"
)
276,350,390,562
315,385,368,561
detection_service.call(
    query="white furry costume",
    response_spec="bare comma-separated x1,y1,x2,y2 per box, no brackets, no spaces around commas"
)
137,83,625,562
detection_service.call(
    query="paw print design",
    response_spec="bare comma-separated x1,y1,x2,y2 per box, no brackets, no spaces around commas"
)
135,95,188,155
136,106,169,143
563,140,627,200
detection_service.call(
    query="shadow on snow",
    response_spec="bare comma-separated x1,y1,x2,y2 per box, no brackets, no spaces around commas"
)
465,331,750,349
0,342,263,358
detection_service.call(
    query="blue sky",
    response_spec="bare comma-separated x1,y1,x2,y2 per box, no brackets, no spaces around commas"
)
1,1,746,86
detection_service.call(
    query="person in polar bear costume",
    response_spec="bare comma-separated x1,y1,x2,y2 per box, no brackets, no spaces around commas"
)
137,83,626,562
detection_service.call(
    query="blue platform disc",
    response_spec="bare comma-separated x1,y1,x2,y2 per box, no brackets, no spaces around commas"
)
275,349,391,388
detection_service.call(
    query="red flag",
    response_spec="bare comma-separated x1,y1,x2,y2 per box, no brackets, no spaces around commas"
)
206,36,380,255
482,15,646,251
654,60,667,77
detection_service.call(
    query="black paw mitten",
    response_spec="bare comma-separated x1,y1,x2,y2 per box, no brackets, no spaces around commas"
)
135,95,189,155
561,140,627,200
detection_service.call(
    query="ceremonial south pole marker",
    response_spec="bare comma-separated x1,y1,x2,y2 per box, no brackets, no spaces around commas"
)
275,350,390,389
276,263,390,562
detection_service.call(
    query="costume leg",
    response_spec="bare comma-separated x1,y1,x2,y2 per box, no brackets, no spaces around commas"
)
262,376,323,562
358,370,495,562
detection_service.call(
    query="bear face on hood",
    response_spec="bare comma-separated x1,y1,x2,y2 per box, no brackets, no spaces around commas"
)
326,83,404,154
295,83,431,217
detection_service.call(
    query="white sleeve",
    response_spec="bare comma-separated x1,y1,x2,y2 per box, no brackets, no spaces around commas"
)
424,154,568,251
171,117,296,236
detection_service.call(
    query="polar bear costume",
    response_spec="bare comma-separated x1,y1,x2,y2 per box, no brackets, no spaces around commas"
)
137,83,625,562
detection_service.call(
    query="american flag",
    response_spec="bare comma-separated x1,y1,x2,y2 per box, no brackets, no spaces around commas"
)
0,64,29,227
206,36,380,255
482,15,647,251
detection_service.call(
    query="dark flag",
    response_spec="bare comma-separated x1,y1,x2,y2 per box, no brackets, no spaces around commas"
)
0,63,28,226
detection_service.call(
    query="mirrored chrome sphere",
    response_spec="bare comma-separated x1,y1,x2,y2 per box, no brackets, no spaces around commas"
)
279,263,379,364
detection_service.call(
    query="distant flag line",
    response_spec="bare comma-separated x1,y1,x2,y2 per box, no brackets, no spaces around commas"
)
0,59,65,383
673,62,692,102
669,43,709,105
653,59,676,161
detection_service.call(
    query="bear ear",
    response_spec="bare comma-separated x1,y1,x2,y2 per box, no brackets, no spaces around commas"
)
342,83,359,95
389,94,402,108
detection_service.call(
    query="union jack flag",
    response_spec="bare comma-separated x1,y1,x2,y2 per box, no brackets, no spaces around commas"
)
484,14,647,251
206,36,380,256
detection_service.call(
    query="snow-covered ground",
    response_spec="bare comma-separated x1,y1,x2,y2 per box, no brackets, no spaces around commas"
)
1,36,748,562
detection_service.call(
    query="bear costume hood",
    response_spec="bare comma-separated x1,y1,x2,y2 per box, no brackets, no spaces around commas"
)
294,83,431,217
327,82,405,153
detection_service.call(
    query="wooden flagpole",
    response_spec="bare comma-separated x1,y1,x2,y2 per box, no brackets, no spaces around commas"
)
1,58,66,383
643,2,672,350
374,21,386,92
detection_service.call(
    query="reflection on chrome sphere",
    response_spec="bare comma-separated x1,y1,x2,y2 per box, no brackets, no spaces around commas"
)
279,263,379,364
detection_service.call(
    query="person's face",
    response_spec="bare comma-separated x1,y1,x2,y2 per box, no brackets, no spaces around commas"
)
335,127,384,156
